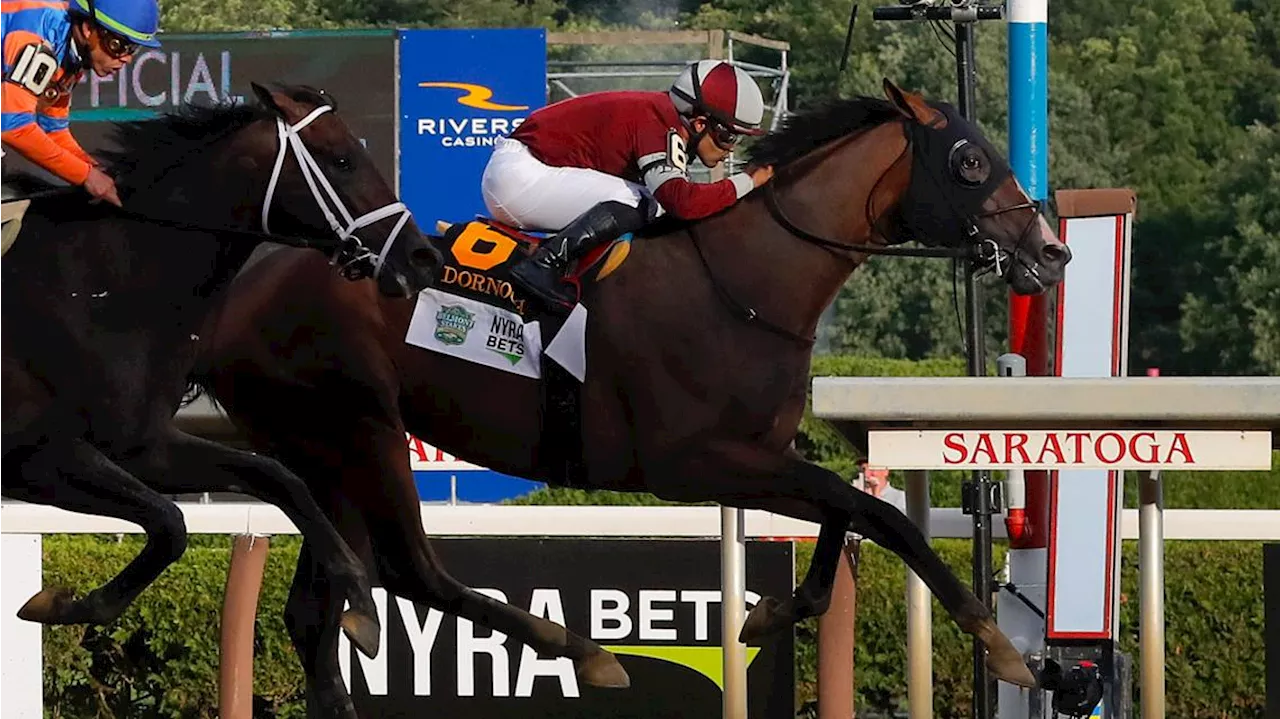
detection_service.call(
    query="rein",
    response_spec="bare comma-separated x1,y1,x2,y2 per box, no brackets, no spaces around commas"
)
691,117,1040,347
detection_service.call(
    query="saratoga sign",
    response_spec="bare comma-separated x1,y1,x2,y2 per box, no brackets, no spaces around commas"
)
869,429,1273,470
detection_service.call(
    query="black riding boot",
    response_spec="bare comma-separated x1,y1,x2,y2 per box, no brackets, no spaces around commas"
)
509,200,646,312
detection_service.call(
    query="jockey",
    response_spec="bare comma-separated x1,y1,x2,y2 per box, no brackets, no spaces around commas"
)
482,59,775,311
2,0,161,207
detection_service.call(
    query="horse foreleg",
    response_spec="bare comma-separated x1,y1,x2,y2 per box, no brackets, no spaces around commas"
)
649,439,1037,688
129,428,381,660
5,438,188,626
351,419,630,690
284,541,359,719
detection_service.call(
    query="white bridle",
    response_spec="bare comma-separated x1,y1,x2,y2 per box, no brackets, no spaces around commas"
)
260,104,412,279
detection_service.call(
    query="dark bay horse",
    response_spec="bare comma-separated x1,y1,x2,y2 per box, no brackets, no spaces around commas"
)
2,84,441,671
194,79,1069,716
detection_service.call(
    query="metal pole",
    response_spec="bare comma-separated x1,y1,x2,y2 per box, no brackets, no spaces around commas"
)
1139,469,1165,719
956,17,996,717
722,506,748,719
906,470,934,719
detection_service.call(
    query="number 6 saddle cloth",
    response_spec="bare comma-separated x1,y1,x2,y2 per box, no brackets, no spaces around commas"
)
403,216,633,382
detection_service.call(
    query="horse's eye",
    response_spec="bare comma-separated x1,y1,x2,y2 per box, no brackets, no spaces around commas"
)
950,142,990,187
332,156,353,172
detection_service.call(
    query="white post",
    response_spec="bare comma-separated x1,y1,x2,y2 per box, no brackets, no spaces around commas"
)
1,534,42,719
906,470,933,718
721,506,748,719
1140,469,1165,719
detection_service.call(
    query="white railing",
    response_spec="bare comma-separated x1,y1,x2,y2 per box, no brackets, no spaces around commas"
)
3,502,1278,541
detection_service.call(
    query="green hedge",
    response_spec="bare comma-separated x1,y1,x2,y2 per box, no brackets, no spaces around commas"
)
39,534,1270,718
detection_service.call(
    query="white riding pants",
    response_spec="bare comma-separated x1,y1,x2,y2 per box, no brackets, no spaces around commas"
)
481,136,657,232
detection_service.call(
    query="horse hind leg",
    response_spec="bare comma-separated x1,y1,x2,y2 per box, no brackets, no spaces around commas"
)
650,440,1037,689
377,550,630,690
130,428,383,660
352,421,629,689
5,439,188,626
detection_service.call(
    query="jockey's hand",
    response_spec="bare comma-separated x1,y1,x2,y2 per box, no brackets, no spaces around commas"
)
749,164,775,188
83,167,122,208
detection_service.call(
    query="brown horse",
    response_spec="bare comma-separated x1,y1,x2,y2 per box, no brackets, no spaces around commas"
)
194,80,1069,717
2,84,441,674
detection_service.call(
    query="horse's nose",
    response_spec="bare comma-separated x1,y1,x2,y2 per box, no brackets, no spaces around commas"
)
411,243,443,270
1041,242,1072,268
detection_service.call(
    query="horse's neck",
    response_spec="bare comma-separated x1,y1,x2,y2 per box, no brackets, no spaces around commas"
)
125,150,267,278
698,122,909,338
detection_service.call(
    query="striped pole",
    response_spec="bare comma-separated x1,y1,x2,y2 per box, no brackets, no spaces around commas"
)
1003,3,1049,718
1005,0,1049,549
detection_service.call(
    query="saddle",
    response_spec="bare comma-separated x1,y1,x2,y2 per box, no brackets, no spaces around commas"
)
429,216,632,318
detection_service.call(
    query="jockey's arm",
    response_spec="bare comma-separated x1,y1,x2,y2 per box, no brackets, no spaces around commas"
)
2,34,94,185
642,160,752,221
42,92,95,166
634,111,754,221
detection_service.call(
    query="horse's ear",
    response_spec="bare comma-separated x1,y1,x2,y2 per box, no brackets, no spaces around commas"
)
251,82,286,118
882,78,943,126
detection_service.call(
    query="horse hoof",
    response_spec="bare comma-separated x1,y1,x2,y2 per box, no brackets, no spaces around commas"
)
575,648,630,689
17,588,80,625
312,684,359,719
738,596,785,643
976,619,1038,688
340,609,381,659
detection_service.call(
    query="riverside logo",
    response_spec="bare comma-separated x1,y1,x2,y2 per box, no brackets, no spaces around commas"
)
415,81,528,148
338,538,795,718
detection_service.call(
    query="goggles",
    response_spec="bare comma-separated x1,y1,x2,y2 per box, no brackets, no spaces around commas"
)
99,28,139,59
708,122,743,151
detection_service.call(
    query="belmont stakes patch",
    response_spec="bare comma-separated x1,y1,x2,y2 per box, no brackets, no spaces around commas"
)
405,288,586,381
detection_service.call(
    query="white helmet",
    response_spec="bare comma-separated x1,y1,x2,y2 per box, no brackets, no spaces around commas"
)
669,60,766,136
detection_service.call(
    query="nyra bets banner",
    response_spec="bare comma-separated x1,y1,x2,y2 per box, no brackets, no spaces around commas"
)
397,28,547,229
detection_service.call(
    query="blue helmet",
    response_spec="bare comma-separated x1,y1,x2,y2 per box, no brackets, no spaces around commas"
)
69,0,162,49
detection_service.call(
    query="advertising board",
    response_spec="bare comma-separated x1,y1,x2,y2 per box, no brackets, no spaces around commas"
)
396,28,547,227
339,538,795,718
5,31,398,181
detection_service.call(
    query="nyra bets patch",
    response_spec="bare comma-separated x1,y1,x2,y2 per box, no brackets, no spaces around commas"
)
406,289,544,378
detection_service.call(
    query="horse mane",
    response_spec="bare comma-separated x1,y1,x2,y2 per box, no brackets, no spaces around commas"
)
745,96,902,168
633,96,903,238
97,85,335,194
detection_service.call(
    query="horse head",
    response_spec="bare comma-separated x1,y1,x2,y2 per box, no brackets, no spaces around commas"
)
881,79,1069,295
244,82,442,297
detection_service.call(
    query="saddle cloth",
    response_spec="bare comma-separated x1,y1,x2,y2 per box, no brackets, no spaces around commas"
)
404,217,630,383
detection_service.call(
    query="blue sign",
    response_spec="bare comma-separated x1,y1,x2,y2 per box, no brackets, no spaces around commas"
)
397,28,547,228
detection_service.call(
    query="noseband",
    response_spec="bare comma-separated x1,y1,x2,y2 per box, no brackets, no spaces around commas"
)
261,105,413,281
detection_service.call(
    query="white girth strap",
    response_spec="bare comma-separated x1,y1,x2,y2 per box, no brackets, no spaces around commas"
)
261,104,412,278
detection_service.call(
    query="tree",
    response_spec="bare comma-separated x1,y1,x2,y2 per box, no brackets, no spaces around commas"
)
1178,121,1280,375
159,0,334,32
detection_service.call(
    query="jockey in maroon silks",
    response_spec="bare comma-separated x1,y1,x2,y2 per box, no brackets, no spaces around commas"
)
481,59,775,311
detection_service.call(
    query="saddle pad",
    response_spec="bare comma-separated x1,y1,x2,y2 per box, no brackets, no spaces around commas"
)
404,287,587,382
